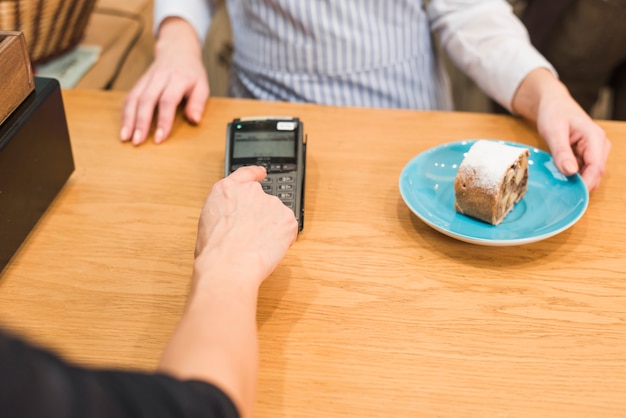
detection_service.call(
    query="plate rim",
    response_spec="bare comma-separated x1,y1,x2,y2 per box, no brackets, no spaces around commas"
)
399,139,589,246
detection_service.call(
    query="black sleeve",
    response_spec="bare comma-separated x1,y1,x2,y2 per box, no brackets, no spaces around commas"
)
0,329,240,418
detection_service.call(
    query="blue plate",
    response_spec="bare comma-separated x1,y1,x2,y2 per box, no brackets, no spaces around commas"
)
399,140,589,246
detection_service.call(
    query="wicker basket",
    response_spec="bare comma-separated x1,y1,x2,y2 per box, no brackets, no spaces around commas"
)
0,0,97,65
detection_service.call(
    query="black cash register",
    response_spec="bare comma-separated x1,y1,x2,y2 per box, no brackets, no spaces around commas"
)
0,77,75,273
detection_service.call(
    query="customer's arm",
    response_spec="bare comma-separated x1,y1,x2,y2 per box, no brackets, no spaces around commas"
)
158,165,299,418
0,328,239,418
0,166,298,418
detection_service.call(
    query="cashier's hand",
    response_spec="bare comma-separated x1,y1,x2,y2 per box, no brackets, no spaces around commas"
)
120,17,209,146
194,166,298,287
534,95,611,192
512,68,611,192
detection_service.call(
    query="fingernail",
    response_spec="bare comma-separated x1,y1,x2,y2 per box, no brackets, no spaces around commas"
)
154,128,164,144
132,129,142,145
120,126,130,141
564,160,578,175
191,112,201,124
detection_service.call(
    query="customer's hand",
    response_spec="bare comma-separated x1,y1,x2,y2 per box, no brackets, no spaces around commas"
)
121,17,209,146
194,166,299,288
159,165,297,417
512,68,611,191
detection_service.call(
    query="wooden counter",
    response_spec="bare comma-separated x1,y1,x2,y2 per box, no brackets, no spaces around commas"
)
1,90,625,417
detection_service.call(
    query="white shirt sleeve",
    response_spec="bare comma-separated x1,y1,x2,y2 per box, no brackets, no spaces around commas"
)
154,0,215,43
427,0,556,111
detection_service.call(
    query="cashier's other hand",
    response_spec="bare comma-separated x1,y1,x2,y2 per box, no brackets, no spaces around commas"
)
512,69,611,192
536,93,610,193
194,166,298,287
120,17,209,146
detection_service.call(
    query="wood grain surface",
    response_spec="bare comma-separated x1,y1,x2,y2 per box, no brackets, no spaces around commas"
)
1,90,625,417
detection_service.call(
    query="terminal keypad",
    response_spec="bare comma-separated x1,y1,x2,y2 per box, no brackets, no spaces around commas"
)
230,163,298,210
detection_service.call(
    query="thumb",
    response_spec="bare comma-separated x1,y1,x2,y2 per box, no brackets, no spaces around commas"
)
184,80,209,125
228,165,267,183
541,122,579,176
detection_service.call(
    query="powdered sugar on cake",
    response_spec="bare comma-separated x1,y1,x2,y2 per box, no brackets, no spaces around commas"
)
459,140,527,191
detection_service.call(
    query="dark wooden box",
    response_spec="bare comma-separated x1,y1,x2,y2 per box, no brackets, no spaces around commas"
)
0,31,35,125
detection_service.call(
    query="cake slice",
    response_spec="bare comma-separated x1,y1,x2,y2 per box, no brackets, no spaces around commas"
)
454,140,529,225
